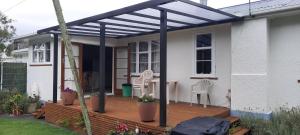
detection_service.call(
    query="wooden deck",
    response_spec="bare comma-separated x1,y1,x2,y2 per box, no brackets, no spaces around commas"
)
45,96,230,135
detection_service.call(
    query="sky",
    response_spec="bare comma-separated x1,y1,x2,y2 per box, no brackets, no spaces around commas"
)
0,0,259,36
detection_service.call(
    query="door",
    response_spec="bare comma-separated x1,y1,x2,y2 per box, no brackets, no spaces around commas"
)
61,42,83,92
105,47,113,94
114,47,130,95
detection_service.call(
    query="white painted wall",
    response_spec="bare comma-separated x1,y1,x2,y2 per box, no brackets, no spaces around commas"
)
27,37,54,101
118,24,232,107
27,35,117,101
268,14,300,110
231,18,271,114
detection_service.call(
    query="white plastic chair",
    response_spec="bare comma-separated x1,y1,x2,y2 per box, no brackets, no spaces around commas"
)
132,70,153,98
190,80,213,108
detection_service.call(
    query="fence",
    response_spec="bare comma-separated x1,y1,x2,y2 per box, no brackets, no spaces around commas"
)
0,62,27,93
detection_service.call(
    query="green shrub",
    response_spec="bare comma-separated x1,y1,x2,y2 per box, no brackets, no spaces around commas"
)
1,91,28,114
0,90,19,113
137,95,155,103
241,107,300,135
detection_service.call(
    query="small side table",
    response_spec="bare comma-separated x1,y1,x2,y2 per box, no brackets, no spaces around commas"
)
150,79,179,104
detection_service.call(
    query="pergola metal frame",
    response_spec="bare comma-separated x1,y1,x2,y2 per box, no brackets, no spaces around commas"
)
41,0,243,127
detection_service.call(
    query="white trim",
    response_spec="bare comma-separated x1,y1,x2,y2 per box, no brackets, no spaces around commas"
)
193,32,216,77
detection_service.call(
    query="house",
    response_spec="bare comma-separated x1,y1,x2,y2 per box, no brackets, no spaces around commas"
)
21,0,300,127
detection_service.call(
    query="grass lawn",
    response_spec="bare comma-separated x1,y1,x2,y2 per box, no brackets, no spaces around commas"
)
0,116,78,135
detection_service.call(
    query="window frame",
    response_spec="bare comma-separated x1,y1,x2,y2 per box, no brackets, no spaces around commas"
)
31,41,52,64
129,40,160,76
193,33,216,77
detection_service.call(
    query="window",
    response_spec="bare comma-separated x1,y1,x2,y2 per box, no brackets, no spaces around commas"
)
129,40,160,74
196,34,213,75
33,42,51,63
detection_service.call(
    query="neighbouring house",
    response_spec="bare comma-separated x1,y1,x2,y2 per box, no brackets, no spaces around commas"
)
19,0,300,123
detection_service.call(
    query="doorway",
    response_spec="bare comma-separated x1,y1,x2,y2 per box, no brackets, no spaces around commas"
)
82,45,113,95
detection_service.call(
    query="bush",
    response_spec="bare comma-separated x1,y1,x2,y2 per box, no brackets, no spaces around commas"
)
0,90,29,114
241,107,300,135
0,90,19,113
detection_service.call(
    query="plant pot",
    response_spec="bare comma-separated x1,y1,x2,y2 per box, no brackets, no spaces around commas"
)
27,103,37,113
91,95,99,112
62,92,76,106
138,102,157,122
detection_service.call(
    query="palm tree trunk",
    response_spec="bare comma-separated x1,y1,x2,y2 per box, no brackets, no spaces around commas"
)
51,0,92,134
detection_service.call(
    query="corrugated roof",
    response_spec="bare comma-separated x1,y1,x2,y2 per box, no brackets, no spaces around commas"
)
220,0,300,16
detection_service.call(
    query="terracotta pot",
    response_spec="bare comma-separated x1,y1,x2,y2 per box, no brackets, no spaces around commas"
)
91,95,99,112
138,102,157,122
62,91,76,106
27,103,37,113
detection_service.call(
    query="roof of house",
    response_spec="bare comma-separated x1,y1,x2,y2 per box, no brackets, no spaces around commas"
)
221,0,300,16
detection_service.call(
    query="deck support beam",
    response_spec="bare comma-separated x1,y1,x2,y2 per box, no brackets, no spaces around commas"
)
159,9,167,127
53,34,58,103
99,23,106,113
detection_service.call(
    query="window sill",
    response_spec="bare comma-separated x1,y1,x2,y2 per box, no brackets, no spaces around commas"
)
190,76,218,80
30,64,52,67
130,74,160,78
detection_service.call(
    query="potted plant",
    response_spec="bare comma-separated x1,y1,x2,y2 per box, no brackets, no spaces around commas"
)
27,94,40,113
90,92,99,112
137,95,157,122
61,87,76,106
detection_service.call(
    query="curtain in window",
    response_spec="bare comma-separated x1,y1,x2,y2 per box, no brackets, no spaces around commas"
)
151,40,160,73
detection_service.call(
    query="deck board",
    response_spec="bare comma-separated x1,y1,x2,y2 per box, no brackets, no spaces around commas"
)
46,96,230,134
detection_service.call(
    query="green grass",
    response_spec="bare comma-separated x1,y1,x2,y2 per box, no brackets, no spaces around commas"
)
0,117,78,135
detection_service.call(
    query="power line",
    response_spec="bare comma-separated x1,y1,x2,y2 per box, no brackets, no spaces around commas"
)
3,0,28,13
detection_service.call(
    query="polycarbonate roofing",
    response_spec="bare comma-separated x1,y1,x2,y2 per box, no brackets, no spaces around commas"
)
37,0,242,39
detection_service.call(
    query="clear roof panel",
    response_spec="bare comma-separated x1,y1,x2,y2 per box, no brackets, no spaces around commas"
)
84,23,153,32
116,14,186,27
135,8,206,25
38,0,240,38
100,19,160,30
71,26,139,34
159,1,231,21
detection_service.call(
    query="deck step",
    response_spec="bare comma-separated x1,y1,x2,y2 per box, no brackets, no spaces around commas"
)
232,128,250,135
32,107,45,119
226,116,240,124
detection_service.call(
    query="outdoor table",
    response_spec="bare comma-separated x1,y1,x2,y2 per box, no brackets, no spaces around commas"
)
150,79,179,104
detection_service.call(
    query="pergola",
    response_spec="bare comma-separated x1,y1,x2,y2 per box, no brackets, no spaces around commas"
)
38,0,242,127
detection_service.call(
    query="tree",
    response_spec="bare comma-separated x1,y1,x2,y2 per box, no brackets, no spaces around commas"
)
0,12,15,52
51,0,92,135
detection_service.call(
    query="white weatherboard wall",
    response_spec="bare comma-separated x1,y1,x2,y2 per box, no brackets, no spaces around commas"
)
118,24,232,107
269,14,300,109
27,39,54,101
231,18,271,115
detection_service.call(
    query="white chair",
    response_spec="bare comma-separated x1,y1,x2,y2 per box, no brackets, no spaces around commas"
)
132,70,153,98
190,80,213,108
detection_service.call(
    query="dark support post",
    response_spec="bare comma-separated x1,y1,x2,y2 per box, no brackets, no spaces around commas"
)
99,23,106,113
159,9,167,127
53,34,58,103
